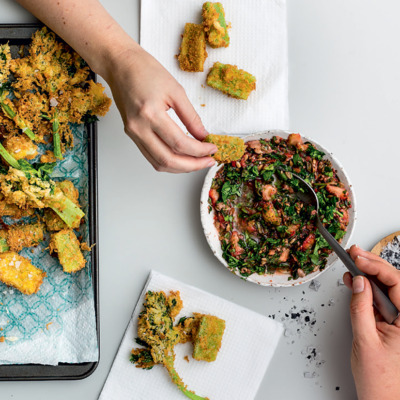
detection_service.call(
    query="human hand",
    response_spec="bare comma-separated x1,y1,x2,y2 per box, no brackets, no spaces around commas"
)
343,245,400,400
104,43,217,173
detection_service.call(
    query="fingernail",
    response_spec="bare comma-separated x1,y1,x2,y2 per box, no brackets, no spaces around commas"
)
210,145,218,154
352,276,365,294
207,159,216,167
356,255,369,261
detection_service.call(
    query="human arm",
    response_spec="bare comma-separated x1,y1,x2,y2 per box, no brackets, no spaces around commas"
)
344,245,400,400
15,0,217,172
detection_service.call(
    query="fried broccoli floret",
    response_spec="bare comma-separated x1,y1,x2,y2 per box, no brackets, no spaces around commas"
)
176,316,199,344
6,27,111,158
0,164,84,228
0,91,36,141
131,291,208,400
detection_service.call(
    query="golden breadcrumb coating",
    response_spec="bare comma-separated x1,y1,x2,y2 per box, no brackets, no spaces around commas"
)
40,150,57,163
43,180,80,231
206,62,256,100
178,23,208,72
0,43,11,86
6,222,44,252
205,133,245,163
49,229,86,273
3,135,38,160
0,251,46,295
4,27,111,155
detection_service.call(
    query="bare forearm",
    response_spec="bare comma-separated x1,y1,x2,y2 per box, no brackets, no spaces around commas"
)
15,0,140,80
16,0,217,173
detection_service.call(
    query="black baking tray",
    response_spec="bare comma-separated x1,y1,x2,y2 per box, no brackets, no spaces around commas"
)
0,23,99,380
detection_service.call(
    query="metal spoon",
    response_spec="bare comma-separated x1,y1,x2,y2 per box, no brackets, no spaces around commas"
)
284,170,399,324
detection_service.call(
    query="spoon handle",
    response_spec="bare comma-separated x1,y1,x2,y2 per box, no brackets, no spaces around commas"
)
316,218,400,324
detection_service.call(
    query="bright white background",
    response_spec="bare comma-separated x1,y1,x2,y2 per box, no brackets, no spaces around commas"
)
1,1,400,399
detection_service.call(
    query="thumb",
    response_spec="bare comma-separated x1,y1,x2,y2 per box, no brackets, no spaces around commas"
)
349,276,377,343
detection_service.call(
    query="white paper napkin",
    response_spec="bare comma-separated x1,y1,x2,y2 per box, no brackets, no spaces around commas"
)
140,0,289,135
99,270,283,400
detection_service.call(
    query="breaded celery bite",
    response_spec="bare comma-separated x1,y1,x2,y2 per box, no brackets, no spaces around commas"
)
206,62,256,100
193,314,226,362
178,23,208,72
202,2,230,48
205,133,245,163
5,222,44,252
0,251,46,295
50,229,86,273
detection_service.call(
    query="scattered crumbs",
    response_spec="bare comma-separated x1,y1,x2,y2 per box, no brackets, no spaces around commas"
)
31,249,34,254
302,345,325,368
80,242,93,252
380,236,400,269
200,104,206,107
201,84,205,88
309,280,321,292
184,355,189,363
46,322,53,330
337,278,344,286
328,298,335,307
336,386,340,391
0,336,4,342
303,371,316,379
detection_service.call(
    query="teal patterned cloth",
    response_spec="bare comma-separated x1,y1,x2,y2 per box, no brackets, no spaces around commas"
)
0,123,98,365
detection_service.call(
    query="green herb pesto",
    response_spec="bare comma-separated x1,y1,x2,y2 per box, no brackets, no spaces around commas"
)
209,134,351,279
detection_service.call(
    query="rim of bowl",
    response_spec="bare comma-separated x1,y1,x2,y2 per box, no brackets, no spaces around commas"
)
200,129,357,287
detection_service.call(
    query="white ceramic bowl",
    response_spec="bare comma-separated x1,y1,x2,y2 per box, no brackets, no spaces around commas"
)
200,130,357,287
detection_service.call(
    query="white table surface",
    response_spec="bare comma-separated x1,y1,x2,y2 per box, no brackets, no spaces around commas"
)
1,1,400,399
